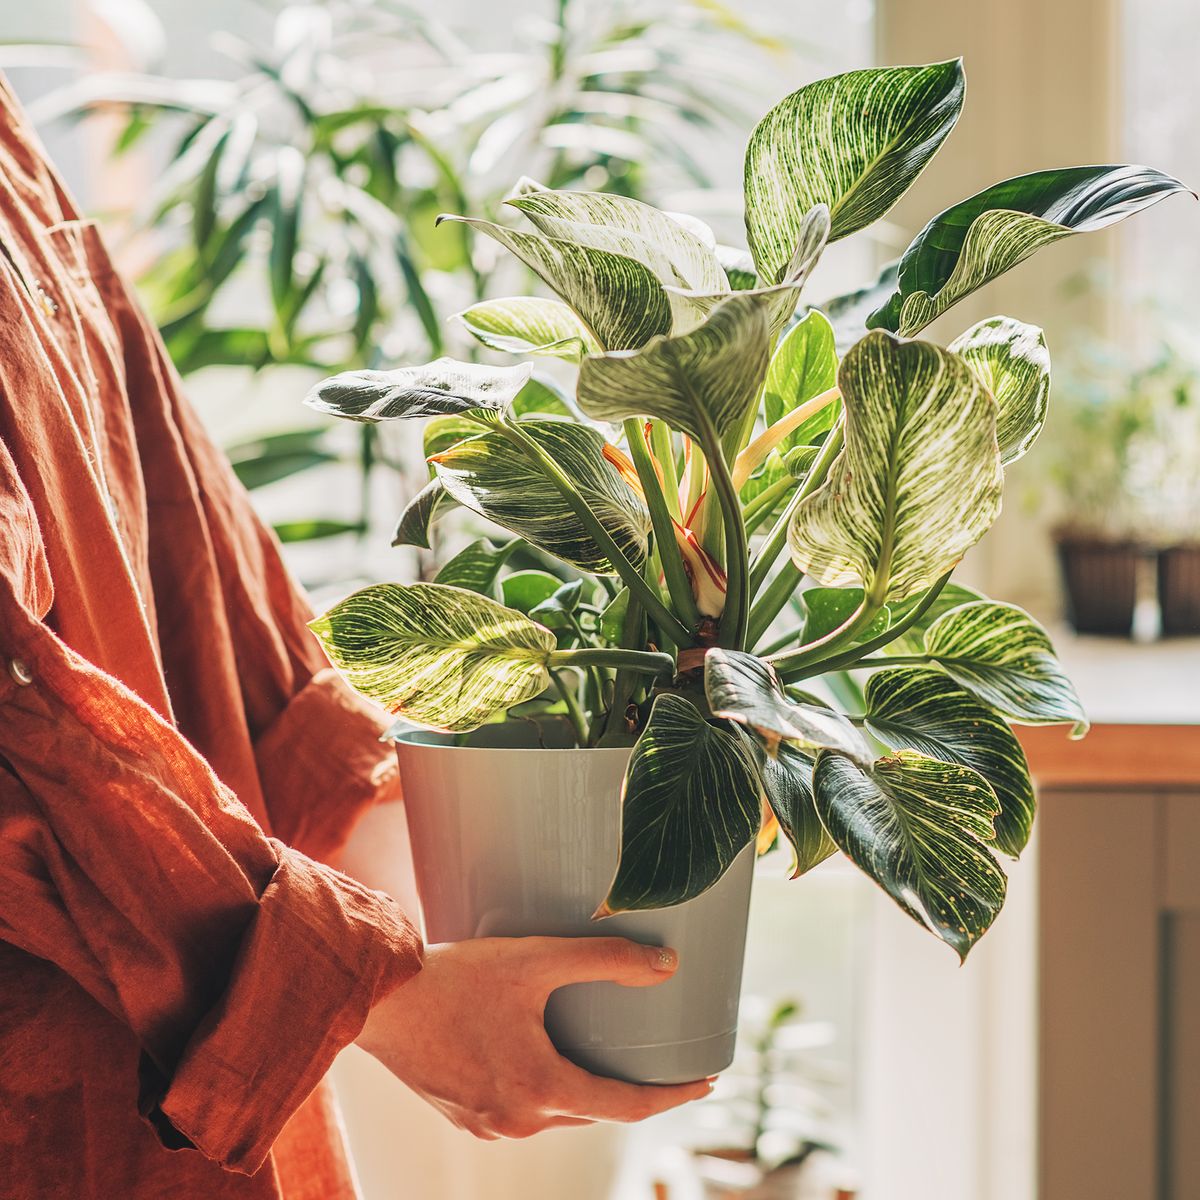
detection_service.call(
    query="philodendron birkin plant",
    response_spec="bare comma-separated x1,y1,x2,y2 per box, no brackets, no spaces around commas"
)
307,60,1189,961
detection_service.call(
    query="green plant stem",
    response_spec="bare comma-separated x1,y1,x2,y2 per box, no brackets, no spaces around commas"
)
742,474,798,536
800,573,952,676
551,670,589,747
748,424,844,596
648,420,682,519
548,647,675,678
691,409,748,649
498,417,694,647
624,418,702,632
746,565,802,649
768,596,884,680
854,654,930,667
599,593,647,746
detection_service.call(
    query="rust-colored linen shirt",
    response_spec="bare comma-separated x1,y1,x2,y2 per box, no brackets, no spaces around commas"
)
0,77,423,1198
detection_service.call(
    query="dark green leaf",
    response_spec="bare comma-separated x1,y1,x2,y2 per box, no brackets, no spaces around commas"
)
814,749,1006,960
869,165,1193,335
865,667,1036,856
598,694,761,914
705,648,871,761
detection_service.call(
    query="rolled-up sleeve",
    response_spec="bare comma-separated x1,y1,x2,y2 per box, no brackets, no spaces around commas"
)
0,448,422,1175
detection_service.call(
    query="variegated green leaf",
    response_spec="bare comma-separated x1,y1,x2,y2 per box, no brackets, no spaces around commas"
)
705,647,871,761
923,601,1088,736
431,420,650,573
455,296,599,362
949,316,1051,465
788,331,1003,603
306,357,531,422
814,749,1006,960
868,165,1193,335
865,667,1036,857
505,188,727,295
883,581,984,655
500,570,563,614
763,308,839,437
598,694,761,915
756,741,837,878
433,538,517,598
512,377,575,419
439,214,671,351
309,583,555,731
667,204,830,333
744,60,964,282
800,587,890,643
392,476,452,549
424,415,483,461
576,294,771,444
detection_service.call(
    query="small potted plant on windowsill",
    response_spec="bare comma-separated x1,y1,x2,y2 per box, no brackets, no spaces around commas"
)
305,60,1188,1082
1049,337,1200,635
691,998,851,1200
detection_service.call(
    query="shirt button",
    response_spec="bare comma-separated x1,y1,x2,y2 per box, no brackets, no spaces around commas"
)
8,659,33,686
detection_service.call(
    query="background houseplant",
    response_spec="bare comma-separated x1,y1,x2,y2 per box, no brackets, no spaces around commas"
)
1048,335,1200,634
36,0,776,569
304,59,1187,1075
690,998,849,1199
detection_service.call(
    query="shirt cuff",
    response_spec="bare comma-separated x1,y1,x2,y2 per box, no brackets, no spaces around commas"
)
148,843,422,1174
255,667,401,861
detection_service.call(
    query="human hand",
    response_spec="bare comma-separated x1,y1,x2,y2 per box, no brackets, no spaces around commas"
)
356,936,714,1139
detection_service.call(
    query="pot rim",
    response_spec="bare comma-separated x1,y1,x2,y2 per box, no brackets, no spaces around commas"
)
389,718,632,757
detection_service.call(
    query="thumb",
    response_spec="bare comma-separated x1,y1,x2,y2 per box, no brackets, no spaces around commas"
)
529,936,679,990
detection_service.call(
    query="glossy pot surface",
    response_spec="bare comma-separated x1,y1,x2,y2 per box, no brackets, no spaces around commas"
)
394,722,755,1084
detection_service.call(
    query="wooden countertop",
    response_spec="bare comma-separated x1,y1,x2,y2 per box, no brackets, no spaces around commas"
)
1018,632,1200,787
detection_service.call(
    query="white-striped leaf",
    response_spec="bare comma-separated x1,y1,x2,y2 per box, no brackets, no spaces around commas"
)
433,538,517,598
705,648,871,762
744,60,964,283
868,165,1192,335
392,477,452,549
306,357,531,422
309,583,555,732
883,581,984,655
756,741,837,878
597,694,762,915
440,214,672,351
455,296,599,362
431,421,650,573
949,316,1051,465
865,667,1036,857
787,331,1003,603
506,188,727,295
923,601,1088,735
814,749,1006,960
668,204,831,333
576,294,772,444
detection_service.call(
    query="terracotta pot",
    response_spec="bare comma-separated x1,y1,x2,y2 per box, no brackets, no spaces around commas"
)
393,720,755,1084
1158,544,1200,636
693,1149,846,1200
1056,537,1141,636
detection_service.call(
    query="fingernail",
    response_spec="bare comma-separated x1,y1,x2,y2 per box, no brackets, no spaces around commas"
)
648,946,677,972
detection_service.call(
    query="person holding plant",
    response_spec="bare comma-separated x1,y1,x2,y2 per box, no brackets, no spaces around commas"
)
0,77,710,1200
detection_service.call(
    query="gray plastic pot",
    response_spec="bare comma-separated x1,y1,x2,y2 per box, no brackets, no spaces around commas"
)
393,720,755,1085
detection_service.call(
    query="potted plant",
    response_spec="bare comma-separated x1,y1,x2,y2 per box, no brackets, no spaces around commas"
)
305,60,1187,1082
1049,338,1200,634
691,998,850,1199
